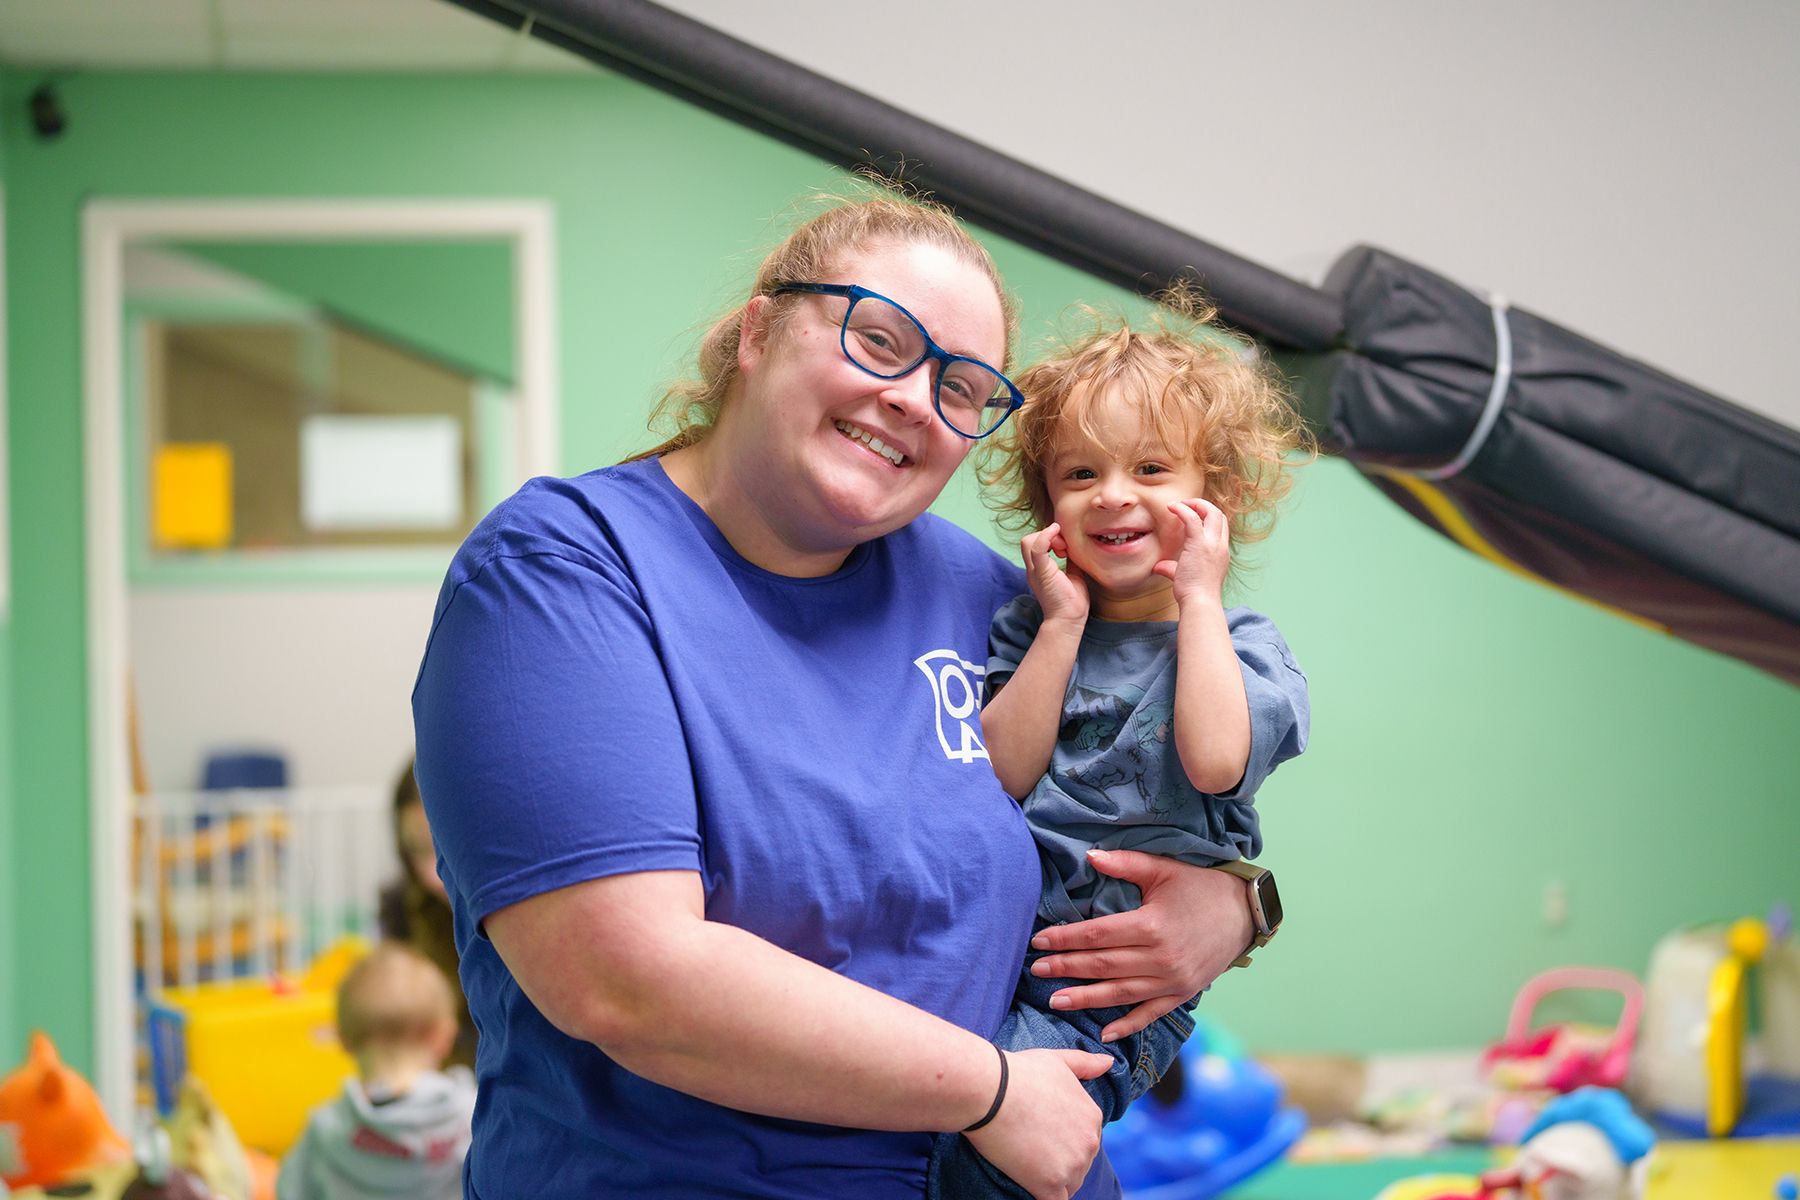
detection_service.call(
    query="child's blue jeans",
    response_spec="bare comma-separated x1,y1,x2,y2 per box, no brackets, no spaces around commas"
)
925,943,1198,1199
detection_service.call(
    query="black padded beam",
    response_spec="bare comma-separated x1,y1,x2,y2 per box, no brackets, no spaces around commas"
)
445,0,1345,352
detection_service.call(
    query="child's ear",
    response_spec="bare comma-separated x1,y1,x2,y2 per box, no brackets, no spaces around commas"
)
430,1016,458,1064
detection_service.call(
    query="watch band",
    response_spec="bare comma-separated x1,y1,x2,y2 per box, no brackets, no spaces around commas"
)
1211,860,1278,968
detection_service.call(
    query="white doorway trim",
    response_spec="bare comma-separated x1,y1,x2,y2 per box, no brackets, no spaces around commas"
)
81,198,558,1116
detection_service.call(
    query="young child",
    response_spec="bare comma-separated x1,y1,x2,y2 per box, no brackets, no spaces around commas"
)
277,942,476,1200
930,313,1313,1198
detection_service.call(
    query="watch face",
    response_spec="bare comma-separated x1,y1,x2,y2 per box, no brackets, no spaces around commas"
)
1253,873,1282,932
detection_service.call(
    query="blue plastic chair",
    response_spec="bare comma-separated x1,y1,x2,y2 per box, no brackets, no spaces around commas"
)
200,750,288,792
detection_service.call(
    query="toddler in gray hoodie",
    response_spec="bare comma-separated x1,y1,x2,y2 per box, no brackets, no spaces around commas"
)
278,941,476,1200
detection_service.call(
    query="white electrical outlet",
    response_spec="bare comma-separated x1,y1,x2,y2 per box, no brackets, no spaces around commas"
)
1543,880,1569,928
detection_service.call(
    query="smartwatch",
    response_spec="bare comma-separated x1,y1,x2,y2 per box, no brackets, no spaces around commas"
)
1212,860,1281,968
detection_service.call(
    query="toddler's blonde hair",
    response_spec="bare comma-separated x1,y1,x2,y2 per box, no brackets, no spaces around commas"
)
982,305,1313,549
336,941,456,1056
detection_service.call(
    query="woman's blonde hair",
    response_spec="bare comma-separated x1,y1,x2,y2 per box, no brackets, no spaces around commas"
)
981,304,1314,548
637,184,1016,458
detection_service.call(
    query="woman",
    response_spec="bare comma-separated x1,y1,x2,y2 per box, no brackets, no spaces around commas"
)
376,757,475,1068
412,194,1255,1200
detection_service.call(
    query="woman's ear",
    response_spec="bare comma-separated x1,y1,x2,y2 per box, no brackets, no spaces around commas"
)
737,295,773,373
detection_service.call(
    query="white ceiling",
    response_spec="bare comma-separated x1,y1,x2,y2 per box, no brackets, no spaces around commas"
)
0,0,586,72
651,1,1800,435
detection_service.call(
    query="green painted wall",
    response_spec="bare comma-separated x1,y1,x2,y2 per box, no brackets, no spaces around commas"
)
0,61,15,1061
0,624,12,1061
175,240,515,384
3,69,1797,1075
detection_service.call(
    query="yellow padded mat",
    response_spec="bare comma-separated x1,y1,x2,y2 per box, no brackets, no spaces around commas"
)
1647,1137,1799,1199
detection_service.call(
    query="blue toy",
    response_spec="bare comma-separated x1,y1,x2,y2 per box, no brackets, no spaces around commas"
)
1517,1088,1655,1167
1102,1017,1306,1199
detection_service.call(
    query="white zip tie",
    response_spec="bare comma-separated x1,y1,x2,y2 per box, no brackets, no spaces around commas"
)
1411,294,1513,481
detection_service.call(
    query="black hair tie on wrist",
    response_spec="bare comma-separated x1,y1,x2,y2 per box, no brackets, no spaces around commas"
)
962,1045,1008,1133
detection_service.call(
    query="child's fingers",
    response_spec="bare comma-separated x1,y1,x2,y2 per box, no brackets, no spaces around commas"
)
1161,506,1197,543
1189,500,1233,550
1150,560,1178,581
1174,497,1225,530
1183,496,1225,522
1169,499,1230,559
1167,500,1204,522
1019,541,1040,576
1167,504,1207,546
1020,529,1051,567
1022,525,1066,563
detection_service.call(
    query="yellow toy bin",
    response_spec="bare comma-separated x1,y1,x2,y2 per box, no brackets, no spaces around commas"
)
145,939,368,1155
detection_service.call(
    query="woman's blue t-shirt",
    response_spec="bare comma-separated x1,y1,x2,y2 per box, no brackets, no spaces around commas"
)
411,458,1043,1198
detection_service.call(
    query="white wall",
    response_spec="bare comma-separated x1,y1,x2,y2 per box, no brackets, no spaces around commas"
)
665,0,1800,431
129,584,437,792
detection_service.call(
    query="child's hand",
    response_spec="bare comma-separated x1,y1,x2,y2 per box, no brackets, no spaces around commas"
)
1022,524,1090,626
1151,499,1230,608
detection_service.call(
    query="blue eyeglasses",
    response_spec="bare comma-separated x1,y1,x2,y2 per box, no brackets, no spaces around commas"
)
772,283,1023,440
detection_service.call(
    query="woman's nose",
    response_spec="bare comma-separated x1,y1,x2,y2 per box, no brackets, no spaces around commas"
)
881,363,936,424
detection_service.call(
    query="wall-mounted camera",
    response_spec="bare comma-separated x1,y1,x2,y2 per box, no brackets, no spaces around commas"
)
30,83,67,140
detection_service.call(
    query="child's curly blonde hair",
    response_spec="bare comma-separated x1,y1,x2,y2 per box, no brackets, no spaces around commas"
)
980,306,1314,549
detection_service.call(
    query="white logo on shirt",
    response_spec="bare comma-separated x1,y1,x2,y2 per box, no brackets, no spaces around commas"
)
913,649,989,764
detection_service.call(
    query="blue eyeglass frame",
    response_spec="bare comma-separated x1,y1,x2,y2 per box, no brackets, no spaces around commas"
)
771,282,1023,440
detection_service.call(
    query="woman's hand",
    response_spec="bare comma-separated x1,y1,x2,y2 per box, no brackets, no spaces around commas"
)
1022,523,1090,627
965,1048,1110,1200
1028,849,1253,1042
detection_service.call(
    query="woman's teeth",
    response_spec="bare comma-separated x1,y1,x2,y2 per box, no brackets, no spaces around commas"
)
835,421,907,466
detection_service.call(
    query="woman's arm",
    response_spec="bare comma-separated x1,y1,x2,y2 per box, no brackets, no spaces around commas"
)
981,526,1089,797
486,869,1111,1200
1027,850,1255,1042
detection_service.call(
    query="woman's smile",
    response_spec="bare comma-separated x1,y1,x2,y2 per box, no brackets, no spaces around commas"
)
833,419,912,468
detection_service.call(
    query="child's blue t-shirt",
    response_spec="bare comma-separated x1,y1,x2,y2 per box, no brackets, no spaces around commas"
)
987,596,1310,923
411,458,1041,1198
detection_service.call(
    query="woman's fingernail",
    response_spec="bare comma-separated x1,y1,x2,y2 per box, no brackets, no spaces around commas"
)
1031,933,1050,950
1050,994,1071,1010
1030,960,1049,976
1086,848,1106,859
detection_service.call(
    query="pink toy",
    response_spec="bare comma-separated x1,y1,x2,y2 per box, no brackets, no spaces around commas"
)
1483,968,1643,1094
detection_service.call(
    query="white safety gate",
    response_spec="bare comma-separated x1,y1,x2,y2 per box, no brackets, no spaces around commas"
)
134,787,392,992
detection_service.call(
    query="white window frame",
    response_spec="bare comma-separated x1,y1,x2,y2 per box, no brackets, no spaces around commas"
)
82,198,558,1116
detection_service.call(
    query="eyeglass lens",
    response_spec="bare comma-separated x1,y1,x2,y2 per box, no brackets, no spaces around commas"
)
843,295,1013,436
